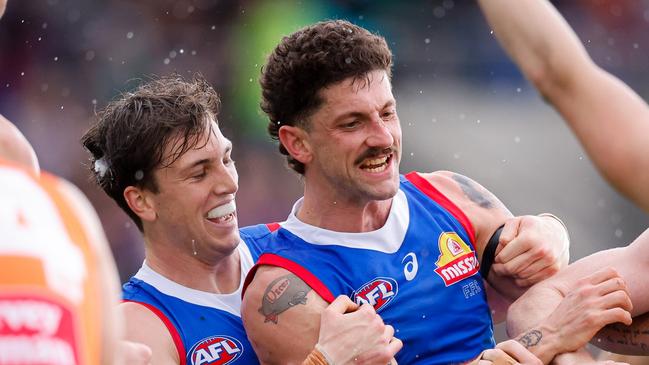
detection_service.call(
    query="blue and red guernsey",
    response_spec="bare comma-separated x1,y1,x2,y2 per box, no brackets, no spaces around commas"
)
242,172,495,364
123,238,262,365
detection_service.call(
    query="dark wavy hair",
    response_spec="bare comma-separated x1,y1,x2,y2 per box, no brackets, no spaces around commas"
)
261,20,393,174
81,75,220,231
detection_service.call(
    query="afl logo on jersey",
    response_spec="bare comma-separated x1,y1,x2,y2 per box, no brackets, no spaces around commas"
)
351,277,398,312
189,335,243,365
433,232,479,287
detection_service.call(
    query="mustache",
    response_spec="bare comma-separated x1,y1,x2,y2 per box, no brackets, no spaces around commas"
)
354,147,396,165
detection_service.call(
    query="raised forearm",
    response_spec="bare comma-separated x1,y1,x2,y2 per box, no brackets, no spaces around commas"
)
479,0,649,212
477,0,591,88
507,285,565,364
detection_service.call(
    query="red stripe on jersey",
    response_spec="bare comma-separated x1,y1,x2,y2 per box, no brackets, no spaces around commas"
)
405,171,476,246
123,300,187,365
265,222,281,232
242,253,335,303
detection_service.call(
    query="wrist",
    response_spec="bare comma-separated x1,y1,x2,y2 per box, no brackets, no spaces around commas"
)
303,345,333,365
515,324,562,364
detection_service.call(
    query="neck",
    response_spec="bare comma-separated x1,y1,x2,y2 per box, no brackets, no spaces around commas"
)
143,235,241,294
298,188,393,232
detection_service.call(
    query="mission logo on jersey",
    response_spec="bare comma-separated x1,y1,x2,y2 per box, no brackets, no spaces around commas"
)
189,335,243,365
434,232,479,286
351,277,398,312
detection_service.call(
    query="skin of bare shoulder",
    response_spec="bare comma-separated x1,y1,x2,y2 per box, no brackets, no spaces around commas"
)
416,170,512,257
241,265,328,365
418,171,558,302
119,301,179,365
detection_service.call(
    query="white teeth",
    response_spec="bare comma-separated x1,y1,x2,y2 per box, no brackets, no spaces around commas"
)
207,201,236,219
361,156,389,169
365,165,387,173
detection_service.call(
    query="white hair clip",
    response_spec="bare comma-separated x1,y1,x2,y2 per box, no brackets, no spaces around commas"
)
93,157,109,178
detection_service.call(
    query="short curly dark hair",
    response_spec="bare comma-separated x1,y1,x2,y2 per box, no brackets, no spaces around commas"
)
261,20,393,174
81,75,220,231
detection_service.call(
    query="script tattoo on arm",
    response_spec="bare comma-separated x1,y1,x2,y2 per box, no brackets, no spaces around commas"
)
517,329,543,348
452,174,494,209
597,319,649,353
258,273,311,325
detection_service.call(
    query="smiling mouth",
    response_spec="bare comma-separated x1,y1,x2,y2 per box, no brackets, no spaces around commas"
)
359,154,392,173
206,201,237,223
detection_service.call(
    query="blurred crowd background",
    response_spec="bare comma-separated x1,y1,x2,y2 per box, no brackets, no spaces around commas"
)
1,0,647,283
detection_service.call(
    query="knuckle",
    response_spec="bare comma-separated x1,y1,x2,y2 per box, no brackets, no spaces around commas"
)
335,294,348,303
495,265,509,275
585,313,599,327
504,217,518,226
612,308,625,318
578,286,594,298
503,263,517,274
575,276,589,287
534,246,550,259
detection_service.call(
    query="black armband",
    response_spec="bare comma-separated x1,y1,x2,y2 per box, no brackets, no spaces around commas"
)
480,224,505,279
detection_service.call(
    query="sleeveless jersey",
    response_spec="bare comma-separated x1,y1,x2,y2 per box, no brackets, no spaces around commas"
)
0,162,103,365
123,235,263,365
242,172,495,365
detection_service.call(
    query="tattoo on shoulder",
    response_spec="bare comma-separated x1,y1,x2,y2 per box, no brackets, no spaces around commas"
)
452,174,494,209
517,329,543,348
258,273,311,324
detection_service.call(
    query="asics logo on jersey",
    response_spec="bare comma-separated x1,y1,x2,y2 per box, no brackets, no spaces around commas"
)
351,277,398,312
433,232,479,286
189,335,243,365
401,252,419,281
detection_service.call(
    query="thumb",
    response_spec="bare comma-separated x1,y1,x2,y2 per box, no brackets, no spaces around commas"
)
326,295,359,314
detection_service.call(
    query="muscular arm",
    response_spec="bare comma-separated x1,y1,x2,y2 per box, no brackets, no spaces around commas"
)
241,266,327,364
119,302,179,365
595,312,649,355
478,0,649,213
242,267,400,365
423,171,568,304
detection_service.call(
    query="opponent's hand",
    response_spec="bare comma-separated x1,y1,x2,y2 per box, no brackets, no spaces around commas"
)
492,215,568,286
316,295,402,365
542,267,632,355
512,267,632,364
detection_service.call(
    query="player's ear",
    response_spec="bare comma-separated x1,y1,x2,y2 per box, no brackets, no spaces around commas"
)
278,125,313,164
124,186,157,222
